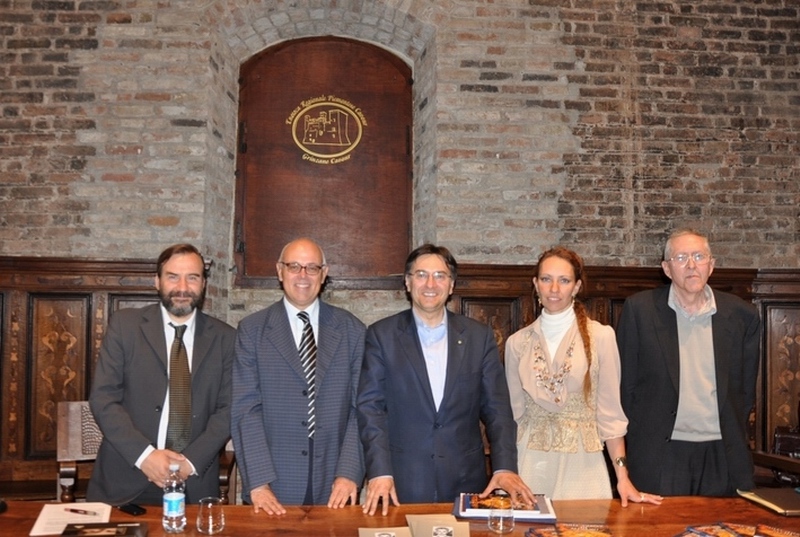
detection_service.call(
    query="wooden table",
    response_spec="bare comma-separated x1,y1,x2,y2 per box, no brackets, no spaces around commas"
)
4,497,800,536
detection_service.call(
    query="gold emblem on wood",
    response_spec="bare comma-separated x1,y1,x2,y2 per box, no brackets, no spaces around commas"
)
287,95,367,164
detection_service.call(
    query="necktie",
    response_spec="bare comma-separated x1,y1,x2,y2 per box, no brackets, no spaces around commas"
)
297,311,317,438
166,323,191,452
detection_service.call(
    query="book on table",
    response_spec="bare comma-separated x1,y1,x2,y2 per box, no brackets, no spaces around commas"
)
453,492,556,523
737,487,800,517
61,521,148,536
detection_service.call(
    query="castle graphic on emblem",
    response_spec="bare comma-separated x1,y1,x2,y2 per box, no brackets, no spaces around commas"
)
289,96,367,163
302,109,351,146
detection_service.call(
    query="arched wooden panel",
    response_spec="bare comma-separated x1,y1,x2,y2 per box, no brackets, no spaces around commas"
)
235,37,413,283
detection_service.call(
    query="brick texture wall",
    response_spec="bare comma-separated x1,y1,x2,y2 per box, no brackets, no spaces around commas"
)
1,0,798,323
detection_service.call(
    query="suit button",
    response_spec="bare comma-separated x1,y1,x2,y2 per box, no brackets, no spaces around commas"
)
302,389,308,396
155,406,162,412
301,420,308,426
302,450,308,456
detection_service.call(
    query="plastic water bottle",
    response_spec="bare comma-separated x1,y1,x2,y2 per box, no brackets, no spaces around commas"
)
162,463,186,533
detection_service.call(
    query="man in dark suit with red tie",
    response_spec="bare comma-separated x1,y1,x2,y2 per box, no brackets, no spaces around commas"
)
357,244,535,515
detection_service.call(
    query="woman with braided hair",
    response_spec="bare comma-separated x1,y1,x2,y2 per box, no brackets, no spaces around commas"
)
504,247,662,506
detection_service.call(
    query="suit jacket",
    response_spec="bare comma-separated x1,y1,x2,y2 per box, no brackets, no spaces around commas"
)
87,304,235,505
616,286,760,494
230,300,366,505
357,310,518,504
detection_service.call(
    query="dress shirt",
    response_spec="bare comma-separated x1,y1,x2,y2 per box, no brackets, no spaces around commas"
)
135,305,197,469
413,310,448,411
283,297,321,347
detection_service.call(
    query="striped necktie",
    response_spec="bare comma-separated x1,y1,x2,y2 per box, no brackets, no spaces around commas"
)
297,311,317,438
166,323,191,452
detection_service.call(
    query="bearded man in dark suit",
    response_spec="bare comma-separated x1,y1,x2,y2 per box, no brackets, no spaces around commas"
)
88,244,235,505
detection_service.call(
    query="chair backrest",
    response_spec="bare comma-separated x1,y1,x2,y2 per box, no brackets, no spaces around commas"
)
57,400,102,462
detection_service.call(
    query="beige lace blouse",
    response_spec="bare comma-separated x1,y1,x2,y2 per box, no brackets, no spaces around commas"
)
505,318,628,453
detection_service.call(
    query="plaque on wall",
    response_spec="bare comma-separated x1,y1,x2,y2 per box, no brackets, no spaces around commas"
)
235,37,413,284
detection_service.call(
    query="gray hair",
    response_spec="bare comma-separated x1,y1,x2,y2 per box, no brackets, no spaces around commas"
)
663,228,712,261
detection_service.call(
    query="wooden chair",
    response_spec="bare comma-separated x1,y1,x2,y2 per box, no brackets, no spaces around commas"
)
57,401,102,502
56,401,235,503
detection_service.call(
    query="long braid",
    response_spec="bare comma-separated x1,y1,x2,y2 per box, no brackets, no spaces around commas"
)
574,299,593,403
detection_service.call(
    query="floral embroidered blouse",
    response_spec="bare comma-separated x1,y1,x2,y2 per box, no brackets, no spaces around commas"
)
504,314,628,453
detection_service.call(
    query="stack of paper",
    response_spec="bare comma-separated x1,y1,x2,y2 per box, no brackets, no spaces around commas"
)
29,503,112,536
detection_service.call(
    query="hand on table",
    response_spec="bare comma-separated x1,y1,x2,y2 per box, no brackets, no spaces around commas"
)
327,477,359,508
250,484,287,515
362,476,400,516
480,471,536,508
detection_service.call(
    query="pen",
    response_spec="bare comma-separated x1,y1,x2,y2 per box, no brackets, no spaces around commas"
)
65,508,99,516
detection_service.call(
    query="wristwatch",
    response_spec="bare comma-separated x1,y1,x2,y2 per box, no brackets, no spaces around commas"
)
614,456,627,468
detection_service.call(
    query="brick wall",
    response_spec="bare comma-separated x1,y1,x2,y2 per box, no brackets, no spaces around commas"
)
1,0,798,323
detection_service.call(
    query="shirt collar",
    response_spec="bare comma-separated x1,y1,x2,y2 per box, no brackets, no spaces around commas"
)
412,309,448,346
159,303,198,331
667,283,717,319
283,297,320,323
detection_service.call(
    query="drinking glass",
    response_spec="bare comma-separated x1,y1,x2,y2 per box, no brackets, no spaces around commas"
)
196,496,225,534
487,495,514,534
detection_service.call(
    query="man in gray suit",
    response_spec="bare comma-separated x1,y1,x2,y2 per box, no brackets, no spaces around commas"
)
88,244,235,505
231,238,366,514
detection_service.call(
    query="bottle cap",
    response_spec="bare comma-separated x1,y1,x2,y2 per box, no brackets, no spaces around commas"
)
169,463,180,471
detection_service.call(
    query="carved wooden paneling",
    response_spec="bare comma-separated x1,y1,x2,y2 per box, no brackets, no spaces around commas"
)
753,270,800,453
761,304,800,440
27,295,91,458
4,290,27,471
109,294,159,313
461,298,525,366
0,257,156,488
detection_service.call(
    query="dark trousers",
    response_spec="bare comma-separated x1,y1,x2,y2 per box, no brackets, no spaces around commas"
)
133,481,167,505
659,439,735,496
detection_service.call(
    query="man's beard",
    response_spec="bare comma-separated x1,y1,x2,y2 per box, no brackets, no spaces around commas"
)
160,289,203,318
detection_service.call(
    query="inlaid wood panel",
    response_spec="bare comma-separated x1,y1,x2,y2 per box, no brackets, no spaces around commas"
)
762,304,800,438
27,295,91,458
461,298,528,366
0,257,155,487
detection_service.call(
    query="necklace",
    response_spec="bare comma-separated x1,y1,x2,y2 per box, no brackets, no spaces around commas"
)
532,337,575,403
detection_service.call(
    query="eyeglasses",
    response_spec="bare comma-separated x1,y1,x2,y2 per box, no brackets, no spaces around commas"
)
408,270,452,282
279,262,326,275
667,252,712,266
